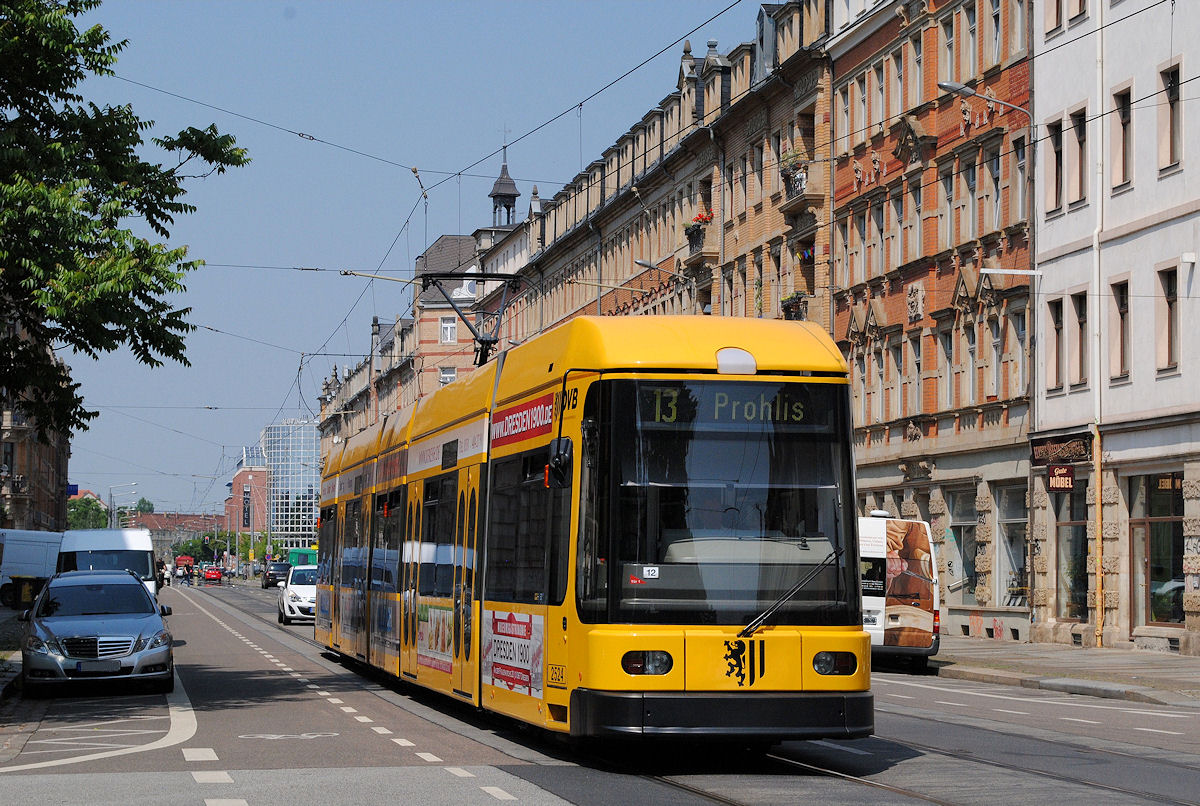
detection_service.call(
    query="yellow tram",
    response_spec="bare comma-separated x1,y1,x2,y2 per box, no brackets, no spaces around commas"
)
316,316,872,739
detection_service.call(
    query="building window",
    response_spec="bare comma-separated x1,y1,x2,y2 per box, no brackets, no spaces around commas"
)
1160,66,1182,168
1054,486,1088,620
963,160,977,240
1048,298,1064,389
1069,110,1087,203
1112,280,1130,377
753,144,764,204
892,50,905,115
909,184,922,261
440,316,457,344
941,18,956,83
839,86,851,153
1012,309,1027,393
874,349,884,422
1114,89,1132,186
837,219,849,287
911,34,924,105
964,326,976,405
964,4,977,79
1130,472,1184,626
940,329,954,408
1011,0,1026,54
1046,0,1063,33
890,190,903,267
856,75,868,145
986,148,1002,232
874,63,885,130
856,355,867,424
1158,268,1178,369
1013,137,1027,223
946,489,978,607
1071,292,1087,384
854,211,867,285
939,167,954,249
909,334,923,413
1048,121,1064,212
989,0,1002,66
890,343,903,418
439,366,456,386
989,317,1002,398
871,200,884,277
997,485,1028,607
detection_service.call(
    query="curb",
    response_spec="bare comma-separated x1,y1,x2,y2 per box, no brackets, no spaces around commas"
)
937,664,1200,709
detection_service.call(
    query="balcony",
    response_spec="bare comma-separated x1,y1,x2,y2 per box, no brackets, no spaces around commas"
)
778,161,826,217
682,223,719,270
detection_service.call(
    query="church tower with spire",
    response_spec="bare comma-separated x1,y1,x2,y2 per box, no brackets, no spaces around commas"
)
489,145,521,227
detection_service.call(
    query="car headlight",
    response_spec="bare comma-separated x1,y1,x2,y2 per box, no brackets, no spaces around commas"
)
288,590,302,602
25,635,59,655
136,630,172,652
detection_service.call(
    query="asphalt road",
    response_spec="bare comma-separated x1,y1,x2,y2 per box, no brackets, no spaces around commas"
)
0,581,1198,805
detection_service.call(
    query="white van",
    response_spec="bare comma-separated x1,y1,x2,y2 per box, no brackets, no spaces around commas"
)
0,529,64,607
859,513,939,669
57,529,158,598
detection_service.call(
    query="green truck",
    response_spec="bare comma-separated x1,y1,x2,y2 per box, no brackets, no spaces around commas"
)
287,547,317,566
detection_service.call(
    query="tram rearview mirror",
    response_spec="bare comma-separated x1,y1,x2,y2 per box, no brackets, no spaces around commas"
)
546,438,573,488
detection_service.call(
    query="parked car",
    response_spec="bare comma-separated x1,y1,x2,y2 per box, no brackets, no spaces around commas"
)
202,566,223,585
20,569,174,695
277,565,317,624
261,561,291,589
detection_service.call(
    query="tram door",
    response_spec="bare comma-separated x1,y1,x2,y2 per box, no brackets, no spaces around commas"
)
452,465,480,701
329,502,345,650
400,483,422,679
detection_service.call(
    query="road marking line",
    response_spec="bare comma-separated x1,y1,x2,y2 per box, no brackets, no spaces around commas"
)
993,709,1029,715
341,707,357,713
886,693,915,699
203,800,247,806
809,739,871,756
183,748,219,761
191,771,234,783
1134,727,1184,735
280,667,294,672
935,701,970,707
306,685,320,689
326,697,342,703
416,752,443,762
446,767,475,777
372,727,393,734
1060,717,1102,724
392,739,415,747
481,786,517,801
296,677,308,682
354,716,373,723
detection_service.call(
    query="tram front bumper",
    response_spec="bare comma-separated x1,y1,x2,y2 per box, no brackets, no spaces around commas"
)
569,689,873,739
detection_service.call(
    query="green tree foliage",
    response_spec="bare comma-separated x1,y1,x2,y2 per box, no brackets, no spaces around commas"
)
134,496,154,513
0,0,250,440
67,495,107,528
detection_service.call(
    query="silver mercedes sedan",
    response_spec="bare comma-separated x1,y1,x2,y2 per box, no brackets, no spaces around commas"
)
20,570,174,695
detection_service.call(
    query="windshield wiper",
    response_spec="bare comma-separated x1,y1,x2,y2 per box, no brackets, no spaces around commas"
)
737,548,842,638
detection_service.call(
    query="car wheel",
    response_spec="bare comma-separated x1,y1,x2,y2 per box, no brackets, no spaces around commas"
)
279,608,290,625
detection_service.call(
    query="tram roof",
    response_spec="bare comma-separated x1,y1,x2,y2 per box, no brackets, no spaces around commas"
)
495,315,846,399
341,417,386,470
409,361,498,443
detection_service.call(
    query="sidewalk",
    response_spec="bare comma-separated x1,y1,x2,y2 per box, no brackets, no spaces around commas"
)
930,633,1200,708
0,607,23,702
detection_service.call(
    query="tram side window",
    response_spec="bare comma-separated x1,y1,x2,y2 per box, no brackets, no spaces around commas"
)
371,489,403,593
342,498,364,588
419,476,457,597
318,505,336,585
487,451,558,604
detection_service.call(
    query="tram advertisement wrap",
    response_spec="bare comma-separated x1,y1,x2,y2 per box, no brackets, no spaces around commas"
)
482,610,544,697
417,604,453,673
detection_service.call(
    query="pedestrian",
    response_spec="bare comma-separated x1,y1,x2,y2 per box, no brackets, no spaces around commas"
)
184,564,194,586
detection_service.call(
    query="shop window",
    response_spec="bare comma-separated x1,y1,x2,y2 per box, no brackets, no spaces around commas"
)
945,489,978,606
1130,472,1184,626
1054,486,1088,620
996,486,1028,607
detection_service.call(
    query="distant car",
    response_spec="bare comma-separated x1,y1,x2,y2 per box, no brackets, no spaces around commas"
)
20,569,174,696
202,566,222,584
278,565,317,624
261,562,291,589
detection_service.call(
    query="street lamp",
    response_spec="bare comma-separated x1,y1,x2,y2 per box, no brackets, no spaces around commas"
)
634,259,699,315
107,482,137,529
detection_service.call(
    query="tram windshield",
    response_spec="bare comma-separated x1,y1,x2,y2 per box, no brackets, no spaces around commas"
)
577,379,858,625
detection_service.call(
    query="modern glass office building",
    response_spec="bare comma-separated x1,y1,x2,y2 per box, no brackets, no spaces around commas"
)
260,419,319,551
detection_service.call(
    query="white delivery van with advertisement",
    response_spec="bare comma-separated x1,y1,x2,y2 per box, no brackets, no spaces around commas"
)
0,529,64,607
57,528,158,598
858,512,939,669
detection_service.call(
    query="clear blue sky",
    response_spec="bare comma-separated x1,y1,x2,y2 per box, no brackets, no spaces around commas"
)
67,0,755,513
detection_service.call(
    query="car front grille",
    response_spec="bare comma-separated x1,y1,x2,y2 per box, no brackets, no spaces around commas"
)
60,636,134,659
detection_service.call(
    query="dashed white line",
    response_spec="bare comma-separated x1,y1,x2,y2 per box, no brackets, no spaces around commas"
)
809,739,871,756
993,709,1029,715
1060,717,1102,725
392,738,415,747
481,786,517,801
446,767,475,777
354,716,373,723
886,693,915,699
203,800,247,806
416,752,443,762
183,748,219,761
372,727,393,735
326,697,342,703
1134,727,1184,735
935,701,970,707
191,771,233,783
340,707,357,713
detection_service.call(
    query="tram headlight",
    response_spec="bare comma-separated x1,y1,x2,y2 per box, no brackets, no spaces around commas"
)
812,651,857,676
621,650,673,675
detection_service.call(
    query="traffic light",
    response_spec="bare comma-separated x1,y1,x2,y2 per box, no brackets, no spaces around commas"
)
204,535,210,544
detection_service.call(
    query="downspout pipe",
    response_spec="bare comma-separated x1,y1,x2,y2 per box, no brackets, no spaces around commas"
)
1092,0,1107,648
